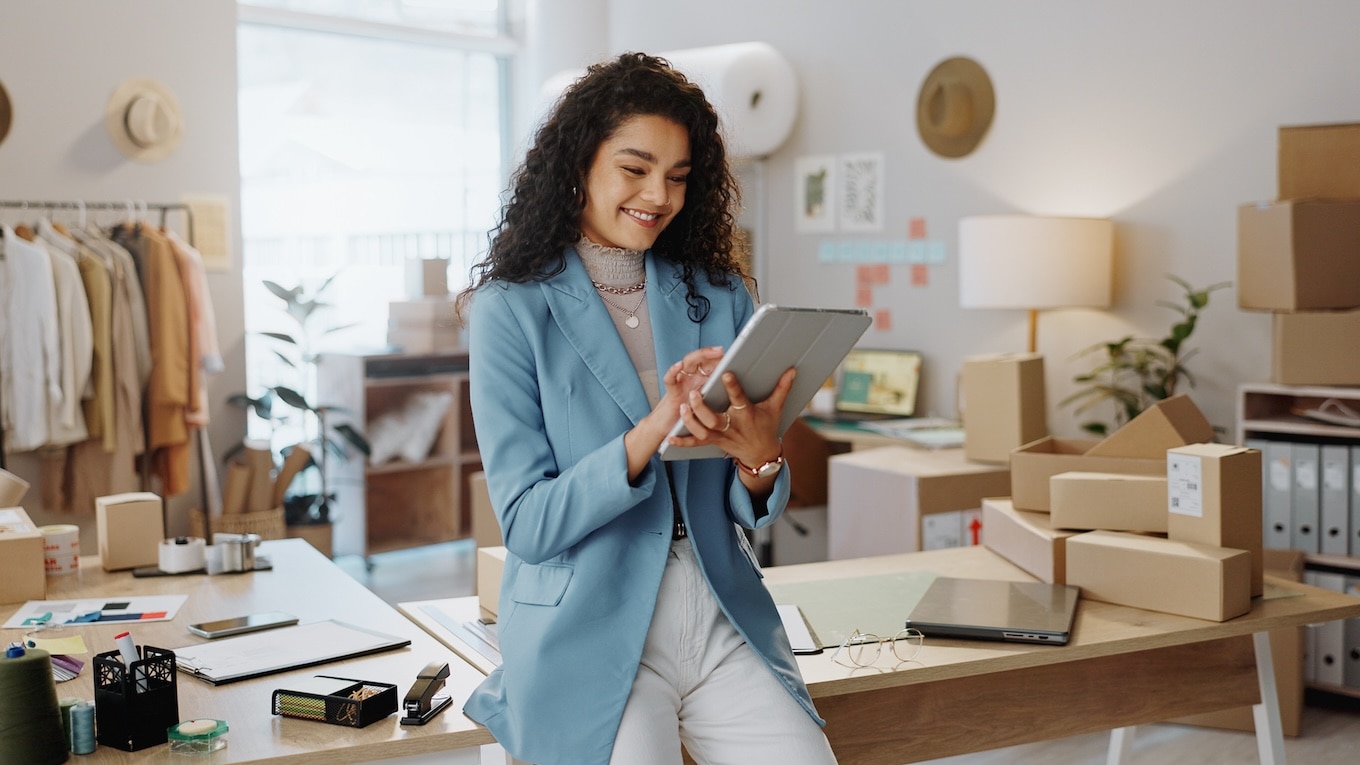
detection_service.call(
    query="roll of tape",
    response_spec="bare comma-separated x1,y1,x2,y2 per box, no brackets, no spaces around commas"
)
158,536,207,574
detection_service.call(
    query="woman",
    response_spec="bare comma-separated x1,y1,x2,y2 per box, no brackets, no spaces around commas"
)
458,52,837,765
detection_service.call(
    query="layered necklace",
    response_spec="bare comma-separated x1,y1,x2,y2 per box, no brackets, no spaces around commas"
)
593,278,647,329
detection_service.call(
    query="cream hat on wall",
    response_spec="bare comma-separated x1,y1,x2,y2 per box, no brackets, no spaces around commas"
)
916,56,995,159
105,78,183,162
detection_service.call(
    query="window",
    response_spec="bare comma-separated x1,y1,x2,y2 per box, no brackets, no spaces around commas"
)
237,1,510,441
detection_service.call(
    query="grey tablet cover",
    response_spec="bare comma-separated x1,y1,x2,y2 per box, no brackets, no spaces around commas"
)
659,304,871,461
904,577,1080,645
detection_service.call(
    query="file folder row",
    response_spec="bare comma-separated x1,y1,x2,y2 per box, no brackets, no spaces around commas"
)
1248,438,1360,556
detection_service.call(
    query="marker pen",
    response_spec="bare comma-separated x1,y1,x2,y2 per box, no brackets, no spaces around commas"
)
114,631,147,691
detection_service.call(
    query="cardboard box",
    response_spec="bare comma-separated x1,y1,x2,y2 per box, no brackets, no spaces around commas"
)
1084,394,1214,458
477,545,508,622
1066,530,1251,622
827,446,1010,559
388,297,460,327
468,471,502,549
1175,549,1305,736
0,507,45,604
1167,443,1264,597
1009,437,1165,512
0,468,29,507
1237,199,1360,311
1278,122,1360,200
94,492,165,571
405,257,450,298
960,353,1048,465
387,324,462,354
981,498,1077,584
1049,472,1169,533
1272,309,1360,385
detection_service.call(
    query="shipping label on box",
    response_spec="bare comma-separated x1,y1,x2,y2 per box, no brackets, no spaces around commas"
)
0,507,46,604
1066,530,1252,622
1167,443,1264,597
961,353,1048,465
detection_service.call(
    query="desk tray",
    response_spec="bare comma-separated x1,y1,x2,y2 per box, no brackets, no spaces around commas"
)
271,676,397,728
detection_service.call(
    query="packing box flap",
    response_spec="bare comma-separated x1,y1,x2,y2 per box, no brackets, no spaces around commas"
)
1085,394,1214,458
1009,436,1165,512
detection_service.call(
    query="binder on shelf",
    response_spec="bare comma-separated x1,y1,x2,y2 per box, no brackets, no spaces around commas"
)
1321,445,1351,556
1291,443,1321,554
1307,571,1347,688
1256,439,1293,550
1352,446,1360,558
1346,577,1360,690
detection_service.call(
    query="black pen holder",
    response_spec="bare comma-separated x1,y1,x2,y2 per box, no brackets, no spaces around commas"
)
93,645,179,751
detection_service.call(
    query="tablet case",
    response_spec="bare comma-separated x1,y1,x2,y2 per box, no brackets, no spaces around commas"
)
660,304,871,460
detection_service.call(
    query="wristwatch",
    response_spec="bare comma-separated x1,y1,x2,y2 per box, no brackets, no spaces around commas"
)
734,450,784,479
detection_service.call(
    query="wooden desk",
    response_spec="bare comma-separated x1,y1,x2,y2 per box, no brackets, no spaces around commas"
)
0,539,495,764
404,545,1360,765
766,545,1360,765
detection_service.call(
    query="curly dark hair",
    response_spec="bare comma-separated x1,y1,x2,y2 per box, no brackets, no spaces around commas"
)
458,51,749,322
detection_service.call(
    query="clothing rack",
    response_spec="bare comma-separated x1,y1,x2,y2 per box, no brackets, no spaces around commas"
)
0,200,195,245
0,198,197,492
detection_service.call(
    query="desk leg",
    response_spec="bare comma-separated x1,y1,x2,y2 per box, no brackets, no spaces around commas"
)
1252,631,1286,765
1105,726,1135,765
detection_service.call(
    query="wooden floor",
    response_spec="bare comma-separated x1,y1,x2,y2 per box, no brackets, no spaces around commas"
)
337,541,1360,764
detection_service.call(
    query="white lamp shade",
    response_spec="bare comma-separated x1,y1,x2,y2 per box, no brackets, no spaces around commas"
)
958,215,1113,310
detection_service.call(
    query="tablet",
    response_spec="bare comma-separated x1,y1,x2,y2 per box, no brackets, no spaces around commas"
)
659,304,871,460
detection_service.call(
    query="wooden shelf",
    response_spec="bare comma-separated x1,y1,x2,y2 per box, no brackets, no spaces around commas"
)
318,350,481,560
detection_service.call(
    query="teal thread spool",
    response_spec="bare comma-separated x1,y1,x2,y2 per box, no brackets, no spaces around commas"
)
0,644,69,764
69,701,96,755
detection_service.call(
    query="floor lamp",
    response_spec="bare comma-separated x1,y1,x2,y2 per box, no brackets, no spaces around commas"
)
958,215,1114,353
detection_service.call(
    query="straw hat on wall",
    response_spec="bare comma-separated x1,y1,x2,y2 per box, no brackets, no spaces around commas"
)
916,56,995,159
105,78,183,162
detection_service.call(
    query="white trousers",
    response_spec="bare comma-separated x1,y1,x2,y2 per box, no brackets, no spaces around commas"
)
609,537,837,765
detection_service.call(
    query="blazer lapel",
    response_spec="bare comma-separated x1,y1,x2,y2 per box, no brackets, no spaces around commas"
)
543,253,652,424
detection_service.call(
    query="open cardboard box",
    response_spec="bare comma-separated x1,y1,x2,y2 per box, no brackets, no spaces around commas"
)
1084,394,1215,459
1009,437,1164,512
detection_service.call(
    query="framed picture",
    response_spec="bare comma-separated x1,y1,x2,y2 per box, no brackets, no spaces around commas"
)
838,152,884,232
794,155,836,234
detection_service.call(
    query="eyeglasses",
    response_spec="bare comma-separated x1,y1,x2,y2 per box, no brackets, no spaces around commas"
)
830,628,924,667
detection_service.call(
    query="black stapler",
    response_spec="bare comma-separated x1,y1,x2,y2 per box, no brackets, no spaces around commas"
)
399,660,453,725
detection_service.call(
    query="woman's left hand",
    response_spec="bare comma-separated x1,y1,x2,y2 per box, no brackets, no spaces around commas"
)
667,366,795,469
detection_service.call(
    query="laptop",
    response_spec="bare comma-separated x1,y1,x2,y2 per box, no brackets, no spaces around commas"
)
904,577,1080,645
823,348,923,423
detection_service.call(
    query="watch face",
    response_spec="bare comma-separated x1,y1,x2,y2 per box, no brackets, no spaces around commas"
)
755,460,783,478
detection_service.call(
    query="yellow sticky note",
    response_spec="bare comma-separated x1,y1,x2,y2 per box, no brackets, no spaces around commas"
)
27,635,89,655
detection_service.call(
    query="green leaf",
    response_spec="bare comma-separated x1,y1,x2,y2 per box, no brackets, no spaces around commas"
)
273,386,313,411
263,280,301,303
260,331,298,346
333,423,371,456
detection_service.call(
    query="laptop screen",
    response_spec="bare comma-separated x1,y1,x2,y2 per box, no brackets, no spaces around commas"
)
835,349,922,417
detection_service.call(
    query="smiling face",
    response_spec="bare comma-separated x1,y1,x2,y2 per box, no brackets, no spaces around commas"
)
579,114,691,251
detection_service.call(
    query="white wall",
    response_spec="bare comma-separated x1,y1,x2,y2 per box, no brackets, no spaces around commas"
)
589,0,1360,437
0,0,244,542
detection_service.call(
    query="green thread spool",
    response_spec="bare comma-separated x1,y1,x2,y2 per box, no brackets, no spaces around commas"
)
0,645,69,764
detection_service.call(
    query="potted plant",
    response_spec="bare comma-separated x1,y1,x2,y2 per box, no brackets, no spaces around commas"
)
1061,274,1231,436
227,275,370,535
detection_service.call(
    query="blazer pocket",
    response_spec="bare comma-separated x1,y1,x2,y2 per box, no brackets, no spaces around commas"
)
511,562,574,606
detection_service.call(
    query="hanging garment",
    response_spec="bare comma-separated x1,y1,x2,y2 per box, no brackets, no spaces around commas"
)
1,225,61,453
36,220,97,447
167,229,222,428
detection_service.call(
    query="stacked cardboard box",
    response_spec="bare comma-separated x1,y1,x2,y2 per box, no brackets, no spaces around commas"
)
1240,123,1360,384
388,296,462,353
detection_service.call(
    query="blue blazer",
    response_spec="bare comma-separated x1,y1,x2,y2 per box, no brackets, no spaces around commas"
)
462,250,821,765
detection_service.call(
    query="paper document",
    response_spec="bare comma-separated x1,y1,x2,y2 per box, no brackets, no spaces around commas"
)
173,620,410,685
777,604,823,654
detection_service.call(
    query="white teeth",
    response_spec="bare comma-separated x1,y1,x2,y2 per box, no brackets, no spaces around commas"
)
626,209,659,222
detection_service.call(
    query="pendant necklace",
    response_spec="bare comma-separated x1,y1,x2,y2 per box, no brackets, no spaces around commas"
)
597,288,646,329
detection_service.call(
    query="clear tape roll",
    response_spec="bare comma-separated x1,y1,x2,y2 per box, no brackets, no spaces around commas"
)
158,537,207,573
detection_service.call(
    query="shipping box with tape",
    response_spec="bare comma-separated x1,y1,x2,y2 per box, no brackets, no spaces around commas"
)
1167,443,1264,597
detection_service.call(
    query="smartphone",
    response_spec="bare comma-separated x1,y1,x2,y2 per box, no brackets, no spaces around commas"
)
187,611,298,639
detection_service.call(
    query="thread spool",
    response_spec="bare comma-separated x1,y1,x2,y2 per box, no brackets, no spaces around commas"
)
0,645,70,765
69,701,96,755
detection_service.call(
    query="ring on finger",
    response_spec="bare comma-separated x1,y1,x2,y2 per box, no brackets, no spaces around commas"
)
677,369,689,378
720,412,732,432
729,403,748,410
697,365,712,376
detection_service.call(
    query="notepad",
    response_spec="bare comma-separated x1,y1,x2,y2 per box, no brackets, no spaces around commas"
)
173,620,410,685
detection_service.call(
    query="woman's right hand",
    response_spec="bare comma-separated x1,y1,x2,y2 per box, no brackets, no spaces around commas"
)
623,346,726,479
